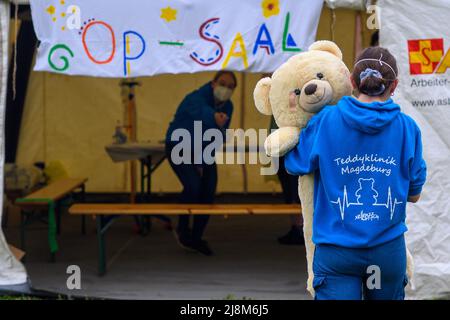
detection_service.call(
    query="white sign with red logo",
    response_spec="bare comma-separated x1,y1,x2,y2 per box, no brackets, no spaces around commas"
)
380,0,450,299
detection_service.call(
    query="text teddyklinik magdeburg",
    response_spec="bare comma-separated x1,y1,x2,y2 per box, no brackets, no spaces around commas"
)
334,154,397,177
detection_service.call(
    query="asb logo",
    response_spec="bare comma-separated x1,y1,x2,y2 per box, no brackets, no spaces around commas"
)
408,38,450,75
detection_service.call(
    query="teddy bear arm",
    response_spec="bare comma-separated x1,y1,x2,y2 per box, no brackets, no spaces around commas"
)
299,174,316,297
264,127,300,157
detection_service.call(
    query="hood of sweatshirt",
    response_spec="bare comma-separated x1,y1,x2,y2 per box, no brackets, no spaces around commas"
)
338,96,401,134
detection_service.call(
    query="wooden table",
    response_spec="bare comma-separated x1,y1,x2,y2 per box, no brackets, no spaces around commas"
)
15,178,88,261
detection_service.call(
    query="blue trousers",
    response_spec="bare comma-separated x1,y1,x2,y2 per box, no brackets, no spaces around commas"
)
167,149,217,241
313,235,408,300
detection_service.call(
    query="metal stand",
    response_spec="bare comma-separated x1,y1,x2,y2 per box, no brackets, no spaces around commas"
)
120,80,141,204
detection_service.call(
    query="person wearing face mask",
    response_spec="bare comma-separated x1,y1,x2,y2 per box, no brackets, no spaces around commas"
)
165,71,236,256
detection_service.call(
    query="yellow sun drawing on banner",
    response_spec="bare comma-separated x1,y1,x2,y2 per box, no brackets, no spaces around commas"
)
46,5,56,16
262,0,280,18
160,6,177,22
45,1,73,30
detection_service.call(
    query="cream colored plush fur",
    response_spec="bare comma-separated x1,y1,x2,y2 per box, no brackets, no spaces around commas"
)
253,40,414,297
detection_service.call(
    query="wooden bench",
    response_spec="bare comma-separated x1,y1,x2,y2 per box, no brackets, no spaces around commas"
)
15,178,88,261
69,203,302,276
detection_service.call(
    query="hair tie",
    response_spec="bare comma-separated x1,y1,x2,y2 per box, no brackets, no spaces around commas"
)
359,68,386,96
360,68,383,82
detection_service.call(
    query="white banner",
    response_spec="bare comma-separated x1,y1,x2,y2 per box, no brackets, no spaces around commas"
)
380,0,450,299
30,0,323,78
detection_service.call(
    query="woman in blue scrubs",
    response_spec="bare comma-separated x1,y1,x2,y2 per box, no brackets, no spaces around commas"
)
165,71,236,256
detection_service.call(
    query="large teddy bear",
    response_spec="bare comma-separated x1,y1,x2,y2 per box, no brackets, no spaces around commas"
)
253,40,414,296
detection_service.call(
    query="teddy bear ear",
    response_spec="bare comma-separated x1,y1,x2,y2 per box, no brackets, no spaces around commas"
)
308,40,343,61
253,77,273,115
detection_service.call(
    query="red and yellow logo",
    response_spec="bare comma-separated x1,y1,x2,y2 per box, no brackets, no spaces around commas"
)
408,38,450,75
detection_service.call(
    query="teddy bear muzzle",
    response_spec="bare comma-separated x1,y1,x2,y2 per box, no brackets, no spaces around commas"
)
299,79,333,114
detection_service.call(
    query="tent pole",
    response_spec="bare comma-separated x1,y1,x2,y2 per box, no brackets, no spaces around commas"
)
121,80,140,203
240,72,248,194
5,7,37,163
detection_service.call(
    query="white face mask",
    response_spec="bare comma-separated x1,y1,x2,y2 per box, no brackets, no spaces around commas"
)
213,85,233,102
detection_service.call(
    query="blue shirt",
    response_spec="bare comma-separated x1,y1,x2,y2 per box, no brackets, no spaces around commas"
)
165,82,233,161
285,96,427,248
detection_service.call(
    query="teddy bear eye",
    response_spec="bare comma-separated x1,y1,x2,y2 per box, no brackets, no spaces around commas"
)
317,73,324,79
294,88,301,96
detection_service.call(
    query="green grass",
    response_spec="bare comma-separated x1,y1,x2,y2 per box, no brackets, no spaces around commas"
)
0,295,41,300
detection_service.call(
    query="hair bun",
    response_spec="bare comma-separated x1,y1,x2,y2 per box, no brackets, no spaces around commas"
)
352,47,398,97
359,76,386,96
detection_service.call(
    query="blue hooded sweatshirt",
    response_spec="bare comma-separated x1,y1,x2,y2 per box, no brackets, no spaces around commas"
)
165,82,233,161
285,96,427,248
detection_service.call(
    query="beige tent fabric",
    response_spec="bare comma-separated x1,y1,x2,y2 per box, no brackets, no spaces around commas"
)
0,0,28,286
16,8,372,193
16,70,274,192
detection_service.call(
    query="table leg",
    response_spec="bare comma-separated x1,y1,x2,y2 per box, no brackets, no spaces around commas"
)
130,160,137,204
97,216,106,276
56,200,61,236
144,156,152,232
80,184,86,235
140,159,145,202
147,155,151,200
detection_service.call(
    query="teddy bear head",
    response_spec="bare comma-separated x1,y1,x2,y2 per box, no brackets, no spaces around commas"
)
254,40,352,128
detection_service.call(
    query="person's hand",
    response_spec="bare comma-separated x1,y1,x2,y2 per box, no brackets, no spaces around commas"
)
408,194,420,203
214,112,229,128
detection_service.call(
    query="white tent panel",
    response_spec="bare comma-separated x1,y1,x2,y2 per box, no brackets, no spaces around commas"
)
380,0,450,299
0,0,28,286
